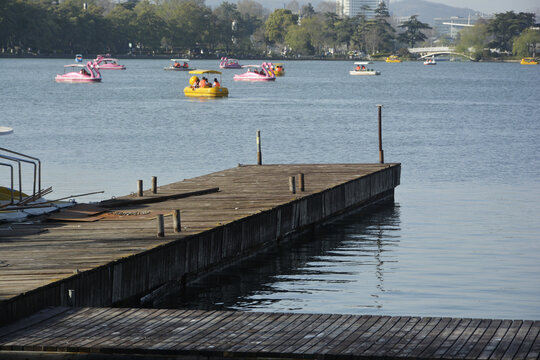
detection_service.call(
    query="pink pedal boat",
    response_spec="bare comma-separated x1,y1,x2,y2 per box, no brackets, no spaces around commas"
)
94,54,126,70
233,63,276,82
219,57,242,69
55,61,102,83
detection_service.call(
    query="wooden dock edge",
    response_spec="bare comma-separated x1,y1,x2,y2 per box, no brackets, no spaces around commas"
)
0,164,401,326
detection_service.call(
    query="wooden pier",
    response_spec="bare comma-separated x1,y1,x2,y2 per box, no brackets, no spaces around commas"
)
0,307,538,359
0,164,400,325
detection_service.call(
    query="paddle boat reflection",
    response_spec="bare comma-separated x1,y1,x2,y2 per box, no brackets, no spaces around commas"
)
233,63,276,82
349,61,380,76
55,61,102,83
94,54,126,70
184,70,228,98
219,57,242,69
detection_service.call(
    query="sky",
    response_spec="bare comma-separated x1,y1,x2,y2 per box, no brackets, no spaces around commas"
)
389,0,540,14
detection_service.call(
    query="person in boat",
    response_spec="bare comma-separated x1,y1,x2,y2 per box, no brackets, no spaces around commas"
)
361,65,366,70
183,62,188,68
213,78,220,88
356,65,361,71
199,77,209,88
174,61,181,68
80,68,90,76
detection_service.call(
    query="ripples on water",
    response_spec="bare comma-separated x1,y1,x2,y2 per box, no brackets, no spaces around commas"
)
1,59,539,319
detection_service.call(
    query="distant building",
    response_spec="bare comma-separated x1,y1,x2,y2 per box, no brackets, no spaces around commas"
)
336,0,385,19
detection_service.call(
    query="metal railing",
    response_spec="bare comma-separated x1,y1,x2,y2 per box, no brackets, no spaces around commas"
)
0,147,41,204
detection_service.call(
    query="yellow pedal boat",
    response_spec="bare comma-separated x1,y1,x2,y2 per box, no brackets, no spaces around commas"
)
386,55,402,63
184,70,229,98
520,57,538,65
273,63,285,76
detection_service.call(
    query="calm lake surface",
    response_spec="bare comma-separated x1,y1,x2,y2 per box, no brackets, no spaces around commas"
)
1,58,539,319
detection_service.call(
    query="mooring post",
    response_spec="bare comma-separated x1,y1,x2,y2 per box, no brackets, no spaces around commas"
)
378,104,384,164
151,176,157,194
156,214,164,237
289,176,296,194
173,209,181,233
298,173,305,192
137,180,143,197
257,130,262,165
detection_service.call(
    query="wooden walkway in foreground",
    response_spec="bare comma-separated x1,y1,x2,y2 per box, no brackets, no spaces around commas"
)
0,307,539,359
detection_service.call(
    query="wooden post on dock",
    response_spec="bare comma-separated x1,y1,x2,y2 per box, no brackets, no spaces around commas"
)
289,176,296,194
377,105,384,164
173,210,181,233
67,289,75,307
151,176,157,194
156,214,164,237
257,130,262,165
298,173,305,192
137,180,143,197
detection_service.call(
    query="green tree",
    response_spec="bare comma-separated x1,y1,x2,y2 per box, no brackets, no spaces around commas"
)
488,11,535,52
397,15,431,48
513,28,540,57
364,1,394,53
455,21,489,59
285,24,312,54
264,9,297,45
133,0,166,52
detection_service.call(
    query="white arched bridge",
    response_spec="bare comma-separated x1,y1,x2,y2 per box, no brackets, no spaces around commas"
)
408,46,476,61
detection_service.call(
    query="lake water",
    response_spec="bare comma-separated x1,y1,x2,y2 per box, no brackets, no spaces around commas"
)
1,58,539,319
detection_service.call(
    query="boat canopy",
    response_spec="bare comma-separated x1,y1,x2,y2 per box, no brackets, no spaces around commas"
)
354,61,373,65
242,65,262,68
64,64,86,68
171,59,189,62
189,70,222,75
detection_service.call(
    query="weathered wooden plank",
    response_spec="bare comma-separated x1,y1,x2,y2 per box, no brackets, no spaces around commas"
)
360,316,411,357
477,319,513,360
255,313,322,354
385,317,432,357
407,317,452,358
514,321,540,359
327,315,381,355
231,313,298,353
490,321,524,360
460,319,501,360
342,316,396,355
502,320,534,360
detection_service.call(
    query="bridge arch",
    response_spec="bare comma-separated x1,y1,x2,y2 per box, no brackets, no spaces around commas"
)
419,51,475,61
